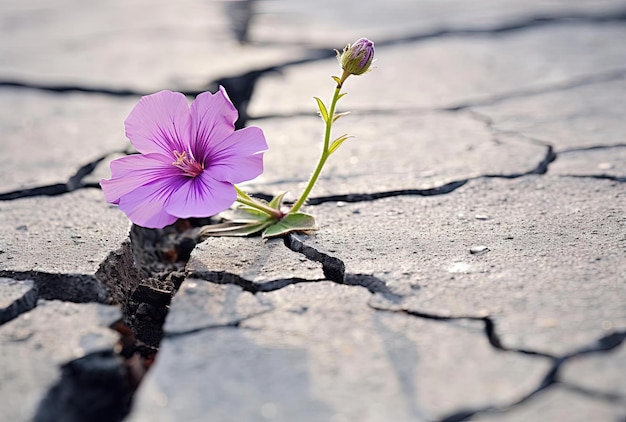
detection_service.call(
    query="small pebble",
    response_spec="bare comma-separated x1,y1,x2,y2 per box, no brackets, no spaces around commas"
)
470,245,490,255
597,162,613,170
474,214,490,220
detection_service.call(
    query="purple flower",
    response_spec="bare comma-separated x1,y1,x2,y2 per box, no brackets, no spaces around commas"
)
340,38,374,76
101,87,267,229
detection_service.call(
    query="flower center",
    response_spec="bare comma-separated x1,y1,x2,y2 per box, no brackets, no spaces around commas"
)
172,150,204,178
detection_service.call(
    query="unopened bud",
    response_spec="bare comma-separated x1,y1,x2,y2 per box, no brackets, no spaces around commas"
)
339,38,375,76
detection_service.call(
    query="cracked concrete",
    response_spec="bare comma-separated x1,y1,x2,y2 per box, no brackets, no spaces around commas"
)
1,0,625,421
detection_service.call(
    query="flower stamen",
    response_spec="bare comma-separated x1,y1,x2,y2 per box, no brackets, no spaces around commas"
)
172,150,204,177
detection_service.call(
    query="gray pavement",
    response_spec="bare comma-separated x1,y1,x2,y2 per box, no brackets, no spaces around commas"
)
1,1,625,421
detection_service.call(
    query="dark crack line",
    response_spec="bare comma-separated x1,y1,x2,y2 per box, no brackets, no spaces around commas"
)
246,146,552,208
0,270,108,303
559,174,626,183
165,309,273,338
437,330,626,421
485,145,556,178
369,304,554,359
188,235,403,302
0,280,38,326
250,67,626,122
186,269,325,294
441,68,626,112
0,151,127,201
283,234,404,302
278,234,626,416
558,381,626,404
3,8,625,129
0,80,148,97
561,143,626,154
303,180,469,206
166,321,243,338
379,8,626,48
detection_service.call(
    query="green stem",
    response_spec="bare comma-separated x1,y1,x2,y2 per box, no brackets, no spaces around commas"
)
290,83,343,213
235,196,283,220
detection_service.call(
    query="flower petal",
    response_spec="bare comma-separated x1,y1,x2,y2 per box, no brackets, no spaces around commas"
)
207,153,264,184
164,171,236,218
100,153,178,204
204,126,267,183
117,177,184,229
125,91,191,156
189,86,238,161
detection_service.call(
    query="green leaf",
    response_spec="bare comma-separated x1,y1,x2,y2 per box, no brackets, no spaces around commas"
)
328,134,353,154
337,92,348,100
268,191,288,210
262,213,319,239
314,97,329,123
199,220,274,237
332,111,351,122
331,76,342,85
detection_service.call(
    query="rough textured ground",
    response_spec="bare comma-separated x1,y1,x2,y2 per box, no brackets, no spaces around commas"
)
1,1,625,421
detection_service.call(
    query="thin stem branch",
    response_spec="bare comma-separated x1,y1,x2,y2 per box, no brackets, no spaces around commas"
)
235,196,283,220
290,83,344,213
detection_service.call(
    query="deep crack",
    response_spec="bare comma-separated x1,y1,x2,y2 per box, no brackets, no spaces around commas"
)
0,270,109,304
186,268,324,294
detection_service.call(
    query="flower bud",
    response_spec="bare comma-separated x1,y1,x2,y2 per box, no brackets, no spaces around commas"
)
339,38,374,76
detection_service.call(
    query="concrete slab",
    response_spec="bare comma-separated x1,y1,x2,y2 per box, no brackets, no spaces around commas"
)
0,278,37,324
550,146,626,179
130,281,550,421
251,0,625,45
249,24,626,116
0,189,130,302
473,386,626,421
474,79,626,151
0,90,135,193
561,340,626,398
164,279,273,335
182,175,624,357
0,300,122,421
283,176,625,356
247,112,546,195
0,0,300,91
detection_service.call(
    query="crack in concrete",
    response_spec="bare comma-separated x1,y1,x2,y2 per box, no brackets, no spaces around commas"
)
469,109,626,184
0,150,127,201
559,174,626,183
2,8,624,129
485,145,556,178
560,143,626,154
266,235,625,420
379,8,626,47
437,330,626,422
558,381,626,404
0,270,109,304
251,67,626,122
2,7,624,419
187,268,325,294
165,311,272,338
441,67,626,113
0,279,38,326
304,180,469,206
245,142,555,208
369,304,555,359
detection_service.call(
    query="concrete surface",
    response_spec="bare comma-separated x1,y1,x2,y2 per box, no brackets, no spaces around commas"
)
1,0,624,421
